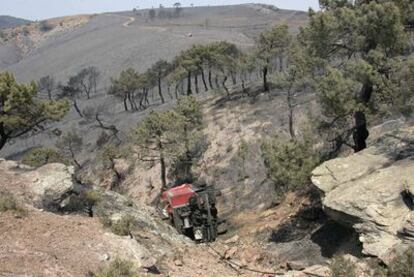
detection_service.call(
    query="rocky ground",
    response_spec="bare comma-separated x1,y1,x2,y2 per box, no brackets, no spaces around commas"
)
2,116,414,276
312,124,414,264
0,159,330,277
1,4,414,277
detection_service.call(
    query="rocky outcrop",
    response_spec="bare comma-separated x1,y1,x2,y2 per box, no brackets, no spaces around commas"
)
0,159,242,276
0,159,77,211
312,126,414,263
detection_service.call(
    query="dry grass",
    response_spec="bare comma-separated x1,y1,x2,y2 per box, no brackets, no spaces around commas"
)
0,192,27,217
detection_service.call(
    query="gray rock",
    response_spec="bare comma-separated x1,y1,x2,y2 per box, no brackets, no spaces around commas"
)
99,253,110,261
0,160,76,211
312,126,414,263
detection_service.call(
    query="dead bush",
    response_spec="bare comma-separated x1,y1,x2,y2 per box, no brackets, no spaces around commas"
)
388,247,414,277
0,193,27,217
110,215,135,236
329,256,357,277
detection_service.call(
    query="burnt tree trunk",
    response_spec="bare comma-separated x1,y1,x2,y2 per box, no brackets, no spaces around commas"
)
194,74,199,94
73,99,83,117
123,95,128,111
263,65,269,92
208,68,214,89
201,70,208,91
187,71,192,95
352,82,372,152
287,93,296,140
287,71,297,140
222,75,229,97
0,131,8,151
127,93,136,111
158,139,167,190
158,77,165,104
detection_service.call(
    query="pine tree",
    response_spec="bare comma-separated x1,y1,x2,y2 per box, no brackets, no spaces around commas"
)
0,72,69,150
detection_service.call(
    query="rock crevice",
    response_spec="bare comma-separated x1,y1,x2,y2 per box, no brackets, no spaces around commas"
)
312,126,414,263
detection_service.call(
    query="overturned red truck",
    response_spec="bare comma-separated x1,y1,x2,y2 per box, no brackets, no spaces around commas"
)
160,183,222,242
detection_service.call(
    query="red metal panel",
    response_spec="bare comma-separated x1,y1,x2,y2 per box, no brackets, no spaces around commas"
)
162,184,195,208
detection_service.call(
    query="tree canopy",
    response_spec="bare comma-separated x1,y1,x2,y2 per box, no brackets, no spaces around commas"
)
0,72,69,150
301,0,414,153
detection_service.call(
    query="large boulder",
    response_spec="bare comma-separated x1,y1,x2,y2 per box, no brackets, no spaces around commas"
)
0,159,77,211
311,126,414,263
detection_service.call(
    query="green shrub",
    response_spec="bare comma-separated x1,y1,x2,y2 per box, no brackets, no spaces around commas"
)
22,27,30,35
237,139,249,163
99,257,137,277
22,147,67,167
0,193,27,217
39,20,54,32
261,137,319,193
388,247,414,277
330,256,357,277
111,215,135,236
84,190,103,206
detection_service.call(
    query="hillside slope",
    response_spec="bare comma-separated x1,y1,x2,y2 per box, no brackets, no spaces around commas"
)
0,4,308,159
0,15,31,30
1,5,307,81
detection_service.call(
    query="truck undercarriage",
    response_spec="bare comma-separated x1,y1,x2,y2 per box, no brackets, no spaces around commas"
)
160,184,222,242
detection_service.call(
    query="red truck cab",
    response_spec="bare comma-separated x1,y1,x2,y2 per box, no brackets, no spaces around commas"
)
161,184,195,216
159,183,219,242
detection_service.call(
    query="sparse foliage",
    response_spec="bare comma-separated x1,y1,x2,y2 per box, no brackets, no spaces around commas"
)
70,67,100,99
56,131,83,168
38,75,56,100
274,42,316,139
98,257,136,277
22,147,67,167
99,144,123,189
329,256,357,277
109,68,148,111
168,96,205,183
255,24,291,91
110,215,135,236
83,105,120,142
